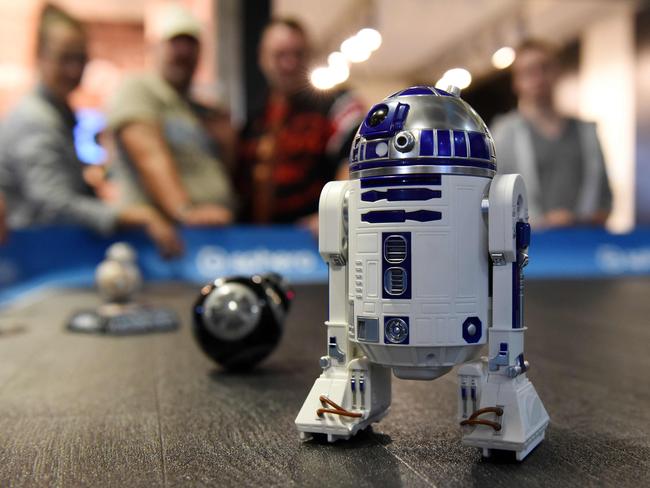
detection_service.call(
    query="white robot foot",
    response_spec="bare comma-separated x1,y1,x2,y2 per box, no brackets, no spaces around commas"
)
295,362,392,442
458,362,549,461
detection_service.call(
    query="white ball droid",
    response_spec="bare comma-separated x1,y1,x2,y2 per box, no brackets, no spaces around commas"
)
68,242,178,334
295,86,549,460
95,242,142,303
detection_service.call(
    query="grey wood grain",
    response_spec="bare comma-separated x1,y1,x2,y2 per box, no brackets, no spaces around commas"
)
0,279,648,487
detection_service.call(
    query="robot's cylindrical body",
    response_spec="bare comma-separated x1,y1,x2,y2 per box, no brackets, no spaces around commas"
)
297,86,549,459
346,86,496,380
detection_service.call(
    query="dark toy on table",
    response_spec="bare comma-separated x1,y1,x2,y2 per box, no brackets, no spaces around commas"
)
192,273,293,370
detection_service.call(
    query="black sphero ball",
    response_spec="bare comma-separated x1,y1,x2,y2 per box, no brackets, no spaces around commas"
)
192,273,293,370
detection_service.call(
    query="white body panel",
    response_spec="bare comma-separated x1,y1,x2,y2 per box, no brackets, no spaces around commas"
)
347,175,490,378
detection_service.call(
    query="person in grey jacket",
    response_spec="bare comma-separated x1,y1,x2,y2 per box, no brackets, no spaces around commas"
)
492,39,612,229
0,4,181,256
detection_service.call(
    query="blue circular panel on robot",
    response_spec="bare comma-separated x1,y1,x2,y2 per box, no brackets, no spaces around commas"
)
462,316,482,344
385,317,409,344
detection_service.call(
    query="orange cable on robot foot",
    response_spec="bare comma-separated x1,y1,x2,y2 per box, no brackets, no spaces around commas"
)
317,395,363,418
459,406,504,431
459,418,502,431
316,408,363,418
467,406,503,419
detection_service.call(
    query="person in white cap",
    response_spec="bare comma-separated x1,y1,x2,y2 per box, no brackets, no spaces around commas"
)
106,4,236,227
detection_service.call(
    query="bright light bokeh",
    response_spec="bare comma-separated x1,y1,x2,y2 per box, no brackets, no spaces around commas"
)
310,66,337,90
326,51,350,84
341,36,372,63
438,68,472,90
327,51,348,68
311,28,383,89
329,62,350,84
492,46,516,69
357,28,382,52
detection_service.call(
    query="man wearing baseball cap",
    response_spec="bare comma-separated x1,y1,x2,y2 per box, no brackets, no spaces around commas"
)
107,4,236,227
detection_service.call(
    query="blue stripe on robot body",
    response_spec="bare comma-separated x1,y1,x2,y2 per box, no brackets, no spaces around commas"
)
350,158,496,173
360,175,442,188
361,188,441,202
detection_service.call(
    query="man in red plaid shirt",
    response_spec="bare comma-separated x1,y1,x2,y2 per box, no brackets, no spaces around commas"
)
237,19,365,234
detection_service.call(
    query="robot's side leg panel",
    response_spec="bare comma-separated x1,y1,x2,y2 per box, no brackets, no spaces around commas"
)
296,179,392,441
457,174,549,461
294,314,392,441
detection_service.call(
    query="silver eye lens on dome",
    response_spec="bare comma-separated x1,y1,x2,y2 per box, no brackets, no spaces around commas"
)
394,131,415,152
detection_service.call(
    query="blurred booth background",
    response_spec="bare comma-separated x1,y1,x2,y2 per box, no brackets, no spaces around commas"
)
1,0,650,300
1,0,647,230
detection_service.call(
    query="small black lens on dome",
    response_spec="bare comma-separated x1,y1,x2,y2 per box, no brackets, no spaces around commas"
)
368,106,388,127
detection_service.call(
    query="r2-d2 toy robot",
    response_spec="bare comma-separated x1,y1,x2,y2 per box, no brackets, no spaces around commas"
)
295,86,549,460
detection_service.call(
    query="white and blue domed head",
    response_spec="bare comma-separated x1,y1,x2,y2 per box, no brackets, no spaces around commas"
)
349,85,496,179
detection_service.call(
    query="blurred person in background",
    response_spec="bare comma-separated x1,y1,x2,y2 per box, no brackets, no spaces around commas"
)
106,4,236,227
237,19,365,234
0,192,7,244
492,39,612,229
0,4,181,257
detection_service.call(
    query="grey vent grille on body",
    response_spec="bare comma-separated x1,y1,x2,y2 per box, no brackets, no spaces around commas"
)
384,235,407,263
384,267,407,295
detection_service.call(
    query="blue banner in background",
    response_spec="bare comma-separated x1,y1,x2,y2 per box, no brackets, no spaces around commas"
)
527,227,650,277
0,225,649,306
0,226,326,306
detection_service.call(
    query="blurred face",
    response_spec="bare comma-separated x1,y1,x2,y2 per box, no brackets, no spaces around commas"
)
512,47,558,104
38,22,88,100
259,24,308,95
158,35,200,93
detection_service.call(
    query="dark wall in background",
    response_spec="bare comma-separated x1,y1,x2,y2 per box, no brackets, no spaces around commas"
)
636,4,650,224
461,70,516,127
242,0,271,118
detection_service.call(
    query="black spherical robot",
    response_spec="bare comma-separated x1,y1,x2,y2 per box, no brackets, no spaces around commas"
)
192,273,293,370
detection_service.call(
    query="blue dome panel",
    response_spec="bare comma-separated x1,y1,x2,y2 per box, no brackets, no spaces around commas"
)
397,86,436,96
468,132,490,160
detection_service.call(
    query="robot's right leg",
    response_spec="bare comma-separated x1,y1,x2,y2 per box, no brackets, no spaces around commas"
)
295,321,392,442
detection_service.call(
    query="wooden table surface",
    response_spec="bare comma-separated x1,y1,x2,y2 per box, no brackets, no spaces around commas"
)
0,278,648,487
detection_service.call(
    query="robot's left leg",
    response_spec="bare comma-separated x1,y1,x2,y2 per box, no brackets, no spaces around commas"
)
295,322,392,442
